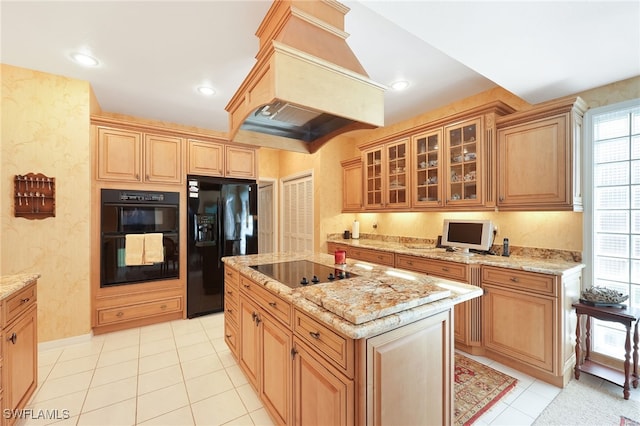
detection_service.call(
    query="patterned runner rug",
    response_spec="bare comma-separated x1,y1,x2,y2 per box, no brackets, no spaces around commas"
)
455,353,518,425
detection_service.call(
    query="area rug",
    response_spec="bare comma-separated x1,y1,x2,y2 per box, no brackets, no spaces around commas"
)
454,353,518,425
533,375,640,426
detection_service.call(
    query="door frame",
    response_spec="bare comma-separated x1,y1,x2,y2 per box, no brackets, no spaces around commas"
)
258,177,278,253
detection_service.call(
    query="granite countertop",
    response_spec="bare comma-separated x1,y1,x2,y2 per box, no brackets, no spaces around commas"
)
328,237,585,276
223,252,482,339
0,273,40,301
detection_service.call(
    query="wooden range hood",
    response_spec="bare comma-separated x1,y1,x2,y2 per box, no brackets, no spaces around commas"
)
225,0,386,153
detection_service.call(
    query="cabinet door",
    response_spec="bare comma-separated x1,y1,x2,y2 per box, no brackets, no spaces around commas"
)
4,305,37,415
239,297,260,390
341,158,363,212
363,146,384,209
366,309,452,426
497,115,569,209
413,129,443,207
188,139,224,177
293,340,354,426
144,134,183,184
96,126,142,182
444,118,483,207
226,146,256,179
385,138,410,209
262,314,292,426
483,284,555,372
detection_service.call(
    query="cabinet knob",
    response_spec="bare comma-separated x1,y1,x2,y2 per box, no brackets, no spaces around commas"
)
510,277,519,283
442,267,450,272
116,311,124,317
291,347,298,359
160,304,167,310
135,174,140,180
20,297,30,304
407,260,413,265
243,284,251,289
499,196,504,202
8,332,17,344
268,302,277,308
146,175,150,180
309,331,320,339
225,334,232,338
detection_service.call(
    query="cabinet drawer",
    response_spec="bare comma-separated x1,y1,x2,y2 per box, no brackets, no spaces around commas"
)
224,320,239,359
293,309,354,378
97,297,182,326
349,247,395,267
225,266,239,288
240,276,291,327
225,284,239,306
396,255,468,282
224,297,239,327
482,266,556,296
3,283,37,325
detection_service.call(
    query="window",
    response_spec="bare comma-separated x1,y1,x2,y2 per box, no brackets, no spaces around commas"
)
585,99,640,359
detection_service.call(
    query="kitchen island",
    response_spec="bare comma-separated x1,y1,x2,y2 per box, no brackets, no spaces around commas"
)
222,252,482,425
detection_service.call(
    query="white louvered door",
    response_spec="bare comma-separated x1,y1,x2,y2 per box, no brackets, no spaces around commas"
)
282,173,313,253
258,181,275,253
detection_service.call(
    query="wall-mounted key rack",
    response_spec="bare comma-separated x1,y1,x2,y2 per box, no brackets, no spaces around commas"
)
14,173,56,219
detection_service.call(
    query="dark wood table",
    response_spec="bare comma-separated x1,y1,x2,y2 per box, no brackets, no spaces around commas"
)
573,302,640,399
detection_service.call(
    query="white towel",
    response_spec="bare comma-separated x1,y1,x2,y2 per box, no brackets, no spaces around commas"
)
125,234,145,266
144,233,164,264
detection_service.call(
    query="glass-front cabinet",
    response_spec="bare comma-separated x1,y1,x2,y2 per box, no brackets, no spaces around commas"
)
444,118,484,207
413,129,443,207
363,138,410,209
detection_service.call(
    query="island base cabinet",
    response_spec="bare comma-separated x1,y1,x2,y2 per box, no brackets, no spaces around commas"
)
293,339,354,426
365,309,453,426
261,317,292,426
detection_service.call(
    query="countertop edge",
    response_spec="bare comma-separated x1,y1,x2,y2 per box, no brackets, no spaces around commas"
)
0,273,40,301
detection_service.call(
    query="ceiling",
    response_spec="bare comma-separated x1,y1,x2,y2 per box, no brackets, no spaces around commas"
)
2,1,638,138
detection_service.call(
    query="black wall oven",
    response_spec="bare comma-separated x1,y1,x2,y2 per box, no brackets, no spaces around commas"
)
101,189,180,287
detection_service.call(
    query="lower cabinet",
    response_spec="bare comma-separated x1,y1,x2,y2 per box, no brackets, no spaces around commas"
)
292,339,354,426
2,281,38,426
327,242,395,267
482,266,581,387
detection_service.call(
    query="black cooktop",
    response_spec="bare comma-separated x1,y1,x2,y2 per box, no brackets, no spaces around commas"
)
250,260,358,289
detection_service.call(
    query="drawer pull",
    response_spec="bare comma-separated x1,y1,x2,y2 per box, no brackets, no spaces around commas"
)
510,277,519,283
406,260,413,265
226,309,233,314
160,304,167,310
442,267,450,272
116,311,124,317
225,334,232,338
20,297,30,304
268,302,277,308
8,332,17,344
226,271,232,277
243,284,251,289
309,331,320,339
226,290,233,295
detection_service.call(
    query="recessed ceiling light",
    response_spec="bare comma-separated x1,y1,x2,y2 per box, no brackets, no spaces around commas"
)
70,52,99,67
390,80,410,91
197,86,216,96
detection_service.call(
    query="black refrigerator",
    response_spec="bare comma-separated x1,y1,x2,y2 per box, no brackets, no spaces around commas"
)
186,176,258,318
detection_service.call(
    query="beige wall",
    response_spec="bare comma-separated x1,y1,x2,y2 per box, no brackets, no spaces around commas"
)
1,64,92,342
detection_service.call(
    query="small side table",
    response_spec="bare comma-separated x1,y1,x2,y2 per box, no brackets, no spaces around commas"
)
572,302,640,400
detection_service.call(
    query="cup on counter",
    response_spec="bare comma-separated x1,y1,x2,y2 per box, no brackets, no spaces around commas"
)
343,230,351,239
334,249,346,264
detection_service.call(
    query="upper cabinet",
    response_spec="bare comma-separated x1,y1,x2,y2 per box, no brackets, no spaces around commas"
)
96,126,183,184
496,96,587,211
444,118,486,208
341,158,363,212
187,139,224,177
225,145,257,179
412,129,443,207
362,138,410,210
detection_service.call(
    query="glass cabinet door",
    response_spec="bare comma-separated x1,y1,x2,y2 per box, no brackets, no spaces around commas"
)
413,129,442,206
445,118,482,205
364,147,384,208
386,139,410,208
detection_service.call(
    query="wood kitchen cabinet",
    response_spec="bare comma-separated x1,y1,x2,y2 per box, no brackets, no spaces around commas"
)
412,129,443,207
238,274,292,425
341,158,363,212
482,265,581,386
496,96,587,211
95,125,183,184
396,254,483,353
2,281,38,426
187,139,225,177
362,138,410,210
225,145,257,179
327,242,395,267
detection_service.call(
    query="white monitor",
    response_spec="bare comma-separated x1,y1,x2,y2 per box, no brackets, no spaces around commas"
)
441,219,495,254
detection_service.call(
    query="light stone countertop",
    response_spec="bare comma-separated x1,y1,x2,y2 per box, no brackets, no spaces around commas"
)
222,252,482,339
328,237,585,277
0,273,40,301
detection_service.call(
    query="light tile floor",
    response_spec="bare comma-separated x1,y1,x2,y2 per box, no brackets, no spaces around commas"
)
15,312,637,426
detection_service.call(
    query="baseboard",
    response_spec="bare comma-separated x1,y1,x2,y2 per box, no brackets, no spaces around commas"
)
38,332,94,352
